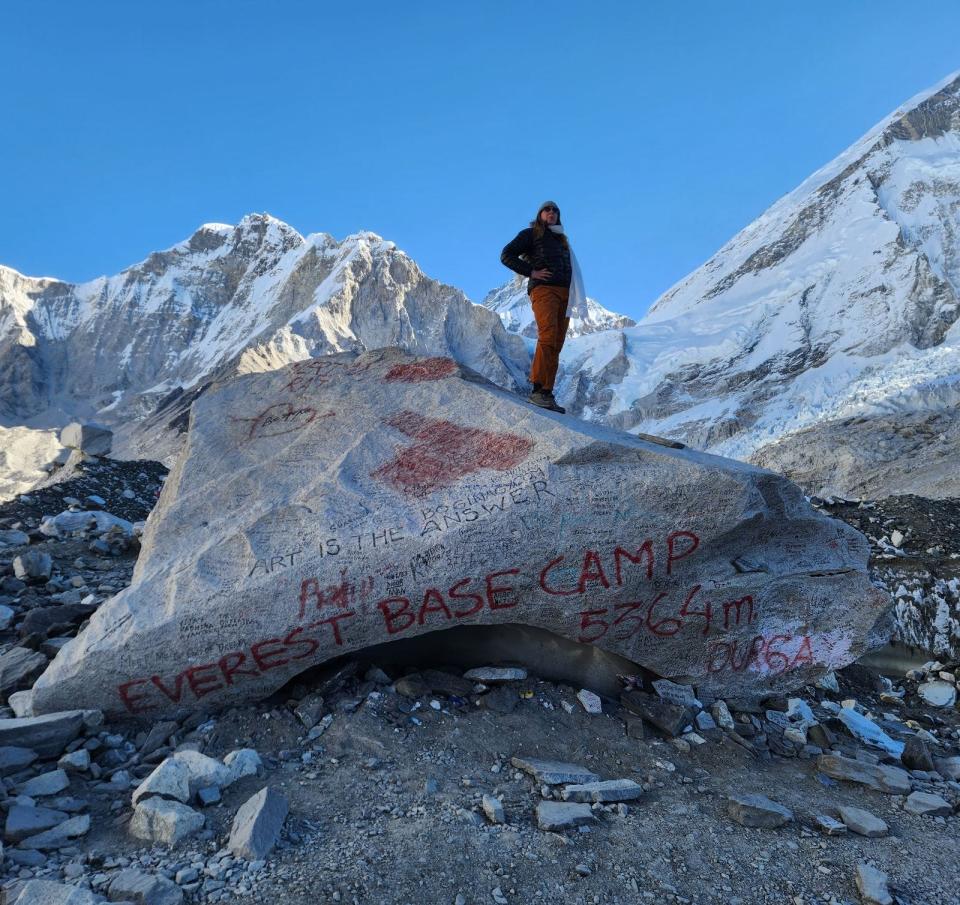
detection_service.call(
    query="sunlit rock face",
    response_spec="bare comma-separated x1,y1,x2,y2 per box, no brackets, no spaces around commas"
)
31,350,889,718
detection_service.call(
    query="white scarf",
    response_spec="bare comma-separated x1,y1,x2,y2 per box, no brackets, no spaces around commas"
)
549,224,585,318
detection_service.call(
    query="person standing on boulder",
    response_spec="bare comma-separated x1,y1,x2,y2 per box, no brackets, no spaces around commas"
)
500,200,586,413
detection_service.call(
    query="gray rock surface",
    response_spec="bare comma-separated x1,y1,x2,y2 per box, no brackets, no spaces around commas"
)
511,757,600,786
8,879,105,905
107,867,184,905
561,779,644,803
129,798,204,845
0,711,86,758
16,769,69,798
30,350,889,717
12,550,52,581
904,790,952,816
817,754,912,795
0,646,48,697
481,794,505,824
4,804,70,842
169,750,231,794
131,758,191,805
0,746,38,776
855,864,893,905
727,793,793,828
223,748,262,783
536,801,595,831
18,813,90,849
227,787,289,859
61,422,113,457
839,806,889,837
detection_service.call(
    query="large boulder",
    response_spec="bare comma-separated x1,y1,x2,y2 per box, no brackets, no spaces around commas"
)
30,350,890,718
60,422,112,457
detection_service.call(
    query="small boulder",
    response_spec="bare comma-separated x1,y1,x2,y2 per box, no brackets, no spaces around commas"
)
904,790,952,817
0,711,87,758
482,794,505,825
463,667,527,683
170,749,231,793
107,867,184,905
0,647,48,696
812,814,847,836
0,747,38,776
131,759,190,805
60,422,113,457
901,736,936,773
57,749,91,774
511,756,600,786
917,680,957,708
129,798,204,845
19,814,90,850
4,805,70,843
817,754,911,795
16,769,70,798
536,801,594,832
12,551,52,582
7,879,105,905
839,805,888,837
855,863,893,905
223,748,262,783
561,779,644,803
227,787,289,860
727,794,793,828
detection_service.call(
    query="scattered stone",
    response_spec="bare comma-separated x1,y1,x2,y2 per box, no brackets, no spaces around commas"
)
727,794,793,828
0,647,48,696
904,790,952,816
463,667,527,683
12,550,52,582
197,786,221,806
0,711,87,758
623,715,645,739
855,863,893,905
6,879,105,905
536,801,595,832
0,605,14,631
170,749,232,793
812,814,847,835
138,720,178,757
0,747,38,776
4,805,70,842
711,700,736,730
620,690,693,737
129,798,205,845
817,754,912,794
510,756,600,786
901,736,937,773
61,422,113,457
917,680,957,708
561,779,643,803
576,689,602,714
0,529,30,547
935,756,960,781
815,671,840,694
294,693,326,730
228,787,289,860
837,708,904,758
107,867,184,905
652,679,701,708
224,748,262,783
19,813,90,849
695,711,717,731
17,769,70,798
482,794,505,824
839,806,889,837
479,685,518,714
131,759,191,805
57,749,91,773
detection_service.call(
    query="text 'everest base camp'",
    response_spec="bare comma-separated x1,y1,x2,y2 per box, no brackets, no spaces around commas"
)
29,349,889,719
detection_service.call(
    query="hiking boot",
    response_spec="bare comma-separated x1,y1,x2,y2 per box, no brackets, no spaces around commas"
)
543,391,566,414
528,390,554,409
528,390,566,413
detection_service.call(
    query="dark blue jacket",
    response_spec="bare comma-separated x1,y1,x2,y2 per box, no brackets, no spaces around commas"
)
500,227,572,295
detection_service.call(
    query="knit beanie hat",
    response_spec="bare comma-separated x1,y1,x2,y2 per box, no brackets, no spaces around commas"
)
535,200,562,223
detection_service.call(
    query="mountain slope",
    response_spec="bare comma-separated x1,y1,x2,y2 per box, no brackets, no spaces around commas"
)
556,71,960,496
0,215,530,494
482,275,636,338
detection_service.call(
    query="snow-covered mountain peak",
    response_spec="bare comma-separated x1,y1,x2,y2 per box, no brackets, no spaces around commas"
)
557,70,960,497
482,275,636,338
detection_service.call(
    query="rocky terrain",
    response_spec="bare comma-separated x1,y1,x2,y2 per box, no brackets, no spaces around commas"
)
0,451,959,905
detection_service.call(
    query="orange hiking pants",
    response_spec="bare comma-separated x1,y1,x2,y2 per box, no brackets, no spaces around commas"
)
529,285,571,390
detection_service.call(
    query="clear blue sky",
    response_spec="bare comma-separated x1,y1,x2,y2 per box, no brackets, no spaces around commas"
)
2,2,958,320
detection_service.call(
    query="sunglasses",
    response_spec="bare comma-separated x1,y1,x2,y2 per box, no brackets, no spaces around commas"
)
542,206,559,213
